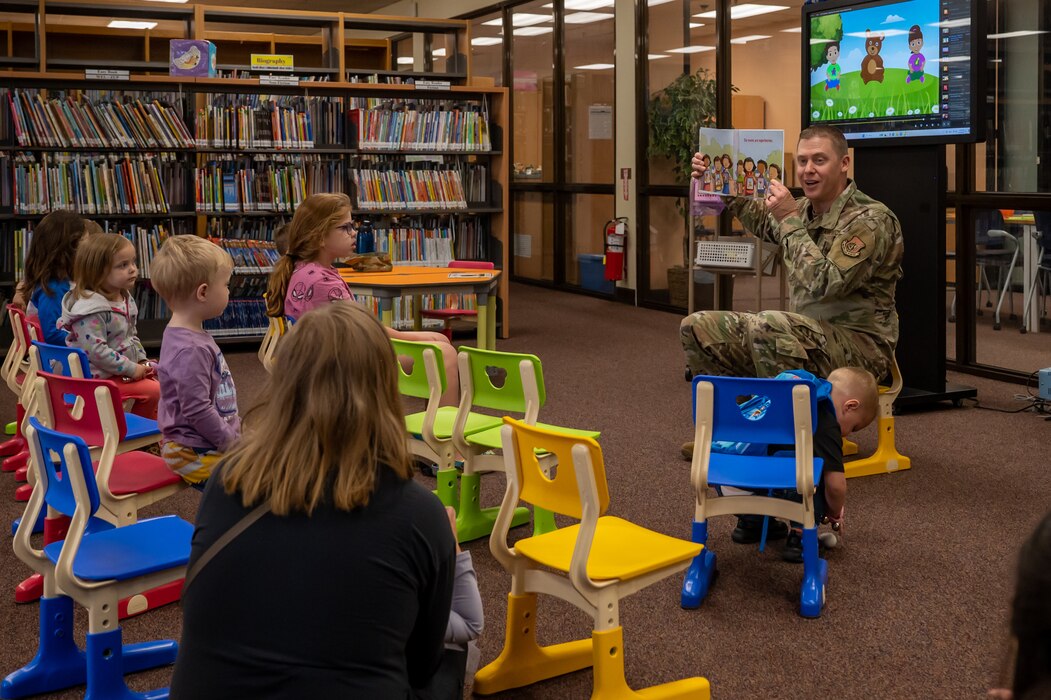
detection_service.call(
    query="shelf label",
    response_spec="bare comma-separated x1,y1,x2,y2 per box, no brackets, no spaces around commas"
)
415,80,452,91
251,54,294,72
259,74,300,86
85,69,130,81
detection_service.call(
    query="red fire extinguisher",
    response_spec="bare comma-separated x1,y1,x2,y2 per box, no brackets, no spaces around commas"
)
603,217,628,282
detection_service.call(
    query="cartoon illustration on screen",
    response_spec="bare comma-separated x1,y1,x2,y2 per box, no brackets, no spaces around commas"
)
861,31,885,85
825,42,842,91
906,24,925,83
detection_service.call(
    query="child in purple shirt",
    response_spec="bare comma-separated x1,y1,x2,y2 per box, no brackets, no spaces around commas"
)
151,235,239,486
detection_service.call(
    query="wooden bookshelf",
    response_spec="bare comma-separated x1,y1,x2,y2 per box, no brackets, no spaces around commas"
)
0,0,511,343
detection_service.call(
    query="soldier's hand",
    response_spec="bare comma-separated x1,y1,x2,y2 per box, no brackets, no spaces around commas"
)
765,179,797,222
691,152,706,179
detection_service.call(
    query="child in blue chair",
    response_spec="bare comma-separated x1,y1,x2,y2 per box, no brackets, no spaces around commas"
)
718,366,878,561
150,235,240,488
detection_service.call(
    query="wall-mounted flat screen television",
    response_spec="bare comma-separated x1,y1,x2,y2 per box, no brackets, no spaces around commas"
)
801,0,984,146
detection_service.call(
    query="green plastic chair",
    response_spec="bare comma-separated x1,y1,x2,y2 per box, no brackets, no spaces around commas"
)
391,339,503,510
451,346,601,543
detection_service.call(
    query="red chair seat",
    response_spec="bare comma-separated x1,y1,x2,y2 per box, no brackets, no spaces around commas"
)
104,452,182,495
420,308,478,319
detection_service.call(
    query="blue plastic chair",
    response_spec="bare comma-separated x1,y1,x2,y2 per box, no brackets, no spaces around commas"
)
681,374,828,618
2,417,192,700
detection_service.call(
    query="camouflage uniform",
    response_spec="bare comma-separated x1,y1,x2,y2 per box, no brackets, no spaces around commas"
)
680,180,903,382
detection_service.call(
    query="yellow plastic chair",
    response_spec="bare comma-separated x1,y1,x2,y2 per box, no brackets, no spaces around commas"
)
844,357,911,478
474,418,709,699
258,315,287,373
391,339,503,509
451,346,600,543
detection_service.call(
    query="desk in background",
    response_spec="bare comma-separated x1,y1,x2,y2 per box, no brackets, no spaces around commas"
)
339,266,502,350
1002,212,1040,333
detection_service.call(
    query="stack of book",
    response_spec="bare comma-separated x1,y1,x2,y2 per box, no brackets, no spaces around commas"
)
350,165,473,211
203,299,269,337
212,238,279,275
5,89,194,149
205,216,289,242
196,157,343,213
367,223,455,266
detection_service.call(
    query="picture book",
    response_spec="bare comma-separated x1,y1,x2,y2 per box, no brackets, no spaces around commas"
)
693,127,784,216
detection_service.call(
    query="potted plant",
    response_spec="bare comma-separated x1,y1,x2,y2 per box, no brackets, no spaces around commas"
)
648,67,734,308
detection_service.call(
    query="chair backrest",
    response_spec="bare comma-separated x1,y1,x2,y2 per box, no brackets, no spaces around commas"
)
976,210,1006,247
8,305,41,349
25,416,100,520
392,339,447,400
36,371,127,447
502,417,609,520
459,346,545,415
30,340,91,379
692,374,816,446
449,260,495,270
258,315,287,370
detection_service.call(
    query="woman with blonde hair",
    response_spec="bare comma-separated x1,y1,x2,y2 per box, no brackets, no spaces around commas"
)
265,192,460,405
170,302,456,699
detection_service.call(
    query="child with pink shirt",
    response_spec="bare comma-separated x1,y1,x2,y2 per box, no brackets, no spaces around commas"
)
266,193,459,405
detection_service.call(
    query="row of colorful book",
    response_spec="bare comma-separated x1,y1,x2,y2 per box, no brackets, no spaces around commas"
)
350,165,489,211
194,96,344,149
349,103,491,151
10,153,189,215
194,159,344,213
368,225,456,266
202,298,269,337
350,292,476,331
212,238,279,275
4,88,194,150
0,226,31,281
205,216,289,242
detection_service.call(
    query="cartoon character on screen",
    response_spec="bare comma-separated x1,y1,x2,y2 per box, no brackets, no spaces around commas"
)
756,160,768,198
861,30,885,85
824,41,842,91
743,158,756,197
906,25,925,84
721,154,733,195
700,154,714,192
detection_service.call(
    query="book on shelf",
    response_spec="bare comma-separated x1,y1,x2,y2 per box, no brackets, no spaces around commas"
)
196,156,343,213
211,237,279,275
203,298,268,337
350,162,487,211
348,99,491,151
3,88,194,150
195,94,344,149
10,153,186,216
205,216,289,242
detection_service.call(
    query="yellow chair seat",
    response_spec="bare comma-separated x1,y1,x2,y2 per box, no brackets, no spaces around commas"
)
466,422,600,451
515,516,702,581
405,407,503,440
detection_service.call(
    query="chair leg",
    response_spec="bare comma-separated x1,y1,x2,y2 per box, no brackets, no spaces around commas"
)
0,405,26,465
473,593,593,696
14,482,31,502
681,520,717,609
0,595,86,699
799,527,827,619
433,467,460,510
13,463,27,483
844,414,911,479
592,626,710,700
3,449,28,474
532,507,557,536
84,628,176,700
4,420,15,437
455,472,530,543
0,436,23,459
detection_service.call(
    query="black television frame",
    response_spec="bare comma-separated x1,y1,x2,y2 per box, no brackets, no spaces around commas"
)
800,0,985,148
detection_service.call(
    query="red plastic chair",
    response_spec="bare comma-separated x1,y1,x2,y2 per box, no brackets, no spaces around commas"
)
420,260,495,341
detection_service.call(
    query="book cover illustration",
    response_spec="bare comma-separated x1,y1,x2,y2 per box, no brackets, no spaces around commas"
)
693,127,784,216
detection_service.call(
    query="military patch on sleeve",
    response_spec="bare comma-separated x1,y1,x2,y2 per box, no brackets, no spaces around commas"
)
841,235,866,258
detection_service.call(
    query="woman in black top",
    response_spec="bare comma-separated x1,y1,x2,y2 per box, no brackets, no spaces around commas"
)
171,302,455,699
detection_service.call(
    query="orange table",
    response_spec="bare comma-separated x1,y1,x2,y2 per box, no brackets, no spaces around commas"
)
339,265,501,349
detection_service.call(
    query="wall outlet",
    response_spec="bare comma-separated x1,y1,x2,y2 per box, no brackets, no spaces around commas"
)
1039,367,1051,401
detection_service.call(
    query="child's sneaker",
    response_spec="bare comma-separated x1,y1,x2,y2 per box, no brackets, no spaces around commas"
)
731,515,788,544
782,529,833,563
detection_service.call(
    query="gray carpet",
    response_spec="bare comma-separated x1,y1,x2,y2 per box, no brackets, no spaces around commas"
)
1,281,1048,699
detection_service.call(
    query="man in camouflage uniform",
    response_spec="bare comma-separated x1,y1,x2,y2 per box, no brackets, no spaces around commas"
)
681,125,903,456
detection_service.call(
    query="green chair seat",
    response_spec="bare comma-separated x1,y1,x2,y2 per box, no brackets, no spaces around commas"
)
405,407,503,441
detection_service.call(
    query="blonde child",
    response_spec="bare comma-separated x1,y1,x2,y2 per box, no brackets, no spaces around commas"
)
151,235,239,487
265,192,460,405
14,211,101,346
59,233,159,419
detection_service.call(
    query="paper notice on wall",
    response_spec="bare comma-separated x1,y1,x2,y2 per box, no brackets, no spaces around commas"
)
588,105,613,140
514,234,533,258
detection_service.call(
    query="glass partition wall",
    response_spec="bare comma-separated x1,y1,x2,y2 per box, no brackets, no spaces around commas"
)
464,0,1049,382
